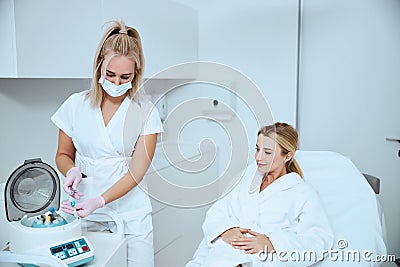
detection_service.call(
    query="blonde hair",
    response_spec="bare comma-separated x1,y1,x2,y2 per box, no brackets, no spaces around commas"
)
88,20,145,106
258,122,303,178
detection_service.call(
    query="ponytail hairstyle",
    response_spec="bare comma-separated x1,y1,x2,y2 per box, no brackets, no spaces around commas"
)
258,122,303,178
88,20,145,106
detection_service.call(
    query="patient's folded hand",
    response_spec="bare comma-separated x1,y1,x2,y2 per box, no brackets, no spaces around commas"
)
231,230,275,254
220,227,250,246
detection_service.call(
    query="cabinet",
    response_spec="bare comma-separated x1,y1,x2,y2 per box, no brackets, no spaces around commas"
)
0,0,198,78
13,0,103,78
147,142,218,266
102,0,198,79
0,0,16,77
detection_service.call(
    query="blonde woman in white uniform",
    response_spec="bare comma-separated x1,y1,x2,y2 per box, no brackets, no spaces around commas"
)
51,21,162,267
187,123,333,267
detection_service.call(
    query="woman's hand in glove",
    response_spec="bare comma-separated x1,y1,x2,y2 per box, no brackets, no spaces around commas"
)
63,166,84,199
62,196,105,218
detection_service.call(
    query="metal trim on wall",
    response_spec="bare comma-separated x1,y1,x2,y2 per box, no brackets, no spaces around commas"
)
295,0,303,134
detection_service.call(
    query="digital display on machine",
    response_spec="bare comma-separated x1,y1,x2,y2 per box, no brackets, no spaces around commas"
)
66,243,74,249
51,246,63,253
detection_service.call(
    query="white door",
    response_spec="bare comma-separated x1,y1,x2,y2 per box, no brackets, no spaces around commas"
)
298,0,400,258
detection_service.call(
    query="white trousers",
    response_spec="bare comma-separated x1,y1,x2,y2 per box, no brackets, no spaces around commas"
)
85,220,154,267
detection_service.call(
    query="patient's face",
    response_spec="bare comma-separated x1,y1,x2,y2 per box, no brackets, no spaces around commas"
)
255,135,286,176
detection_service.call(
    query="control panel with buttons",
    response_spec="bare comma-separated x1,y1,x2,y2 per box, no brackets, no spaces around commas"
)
48,236,94,266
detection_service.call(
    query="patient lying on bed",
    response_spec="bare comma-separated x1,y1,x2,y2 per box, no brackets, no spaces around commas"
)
186,122,334,267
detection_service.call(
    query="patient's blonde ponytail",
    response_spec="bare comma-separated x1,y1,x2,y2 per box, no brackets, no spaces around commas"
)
258,122,303,178
286,158,303,178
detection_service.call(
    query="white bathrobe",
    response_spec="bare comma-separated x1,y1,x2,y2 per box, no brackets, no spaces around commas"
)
191,163,334,267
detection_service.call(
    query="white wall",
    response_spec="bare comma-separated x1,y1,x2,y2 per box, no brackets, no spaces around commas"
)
0,79,90,182
170,0,299,178
298,0,400,256
196,0,299,126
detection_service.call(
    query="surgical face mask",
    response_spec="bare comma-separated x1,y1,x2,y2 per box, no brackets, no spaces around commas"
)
98,76,132,97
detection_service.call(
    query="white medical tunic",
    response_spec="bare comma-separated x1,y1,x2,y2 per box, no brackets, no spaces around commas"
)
51,91,163,235
197,164,334,267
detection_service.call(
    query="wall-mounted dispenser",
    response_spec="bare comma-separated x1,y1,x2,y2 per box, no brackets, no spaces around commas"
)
152,93,167,122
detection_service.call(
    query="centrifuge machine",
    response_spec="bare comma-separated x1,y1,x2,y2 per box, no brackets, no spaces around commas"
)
0,158,94,266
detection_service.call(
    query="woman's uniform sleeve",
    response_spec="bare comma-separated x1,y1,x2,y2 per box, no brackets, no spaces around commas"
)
141,102,163,135
51,93,77,137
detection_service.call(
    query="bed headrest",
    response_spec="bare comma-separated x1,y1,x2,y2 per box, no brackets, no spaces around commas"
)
295,151,387,266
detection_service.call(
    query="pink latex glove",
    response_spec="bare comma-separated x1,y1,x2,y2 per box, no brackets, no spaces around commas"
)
63,166,84,199
61,196,105,218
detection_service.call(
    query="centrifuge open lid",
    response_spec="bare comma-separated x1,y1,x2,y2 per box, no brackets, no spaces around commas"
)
4,158,60,222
